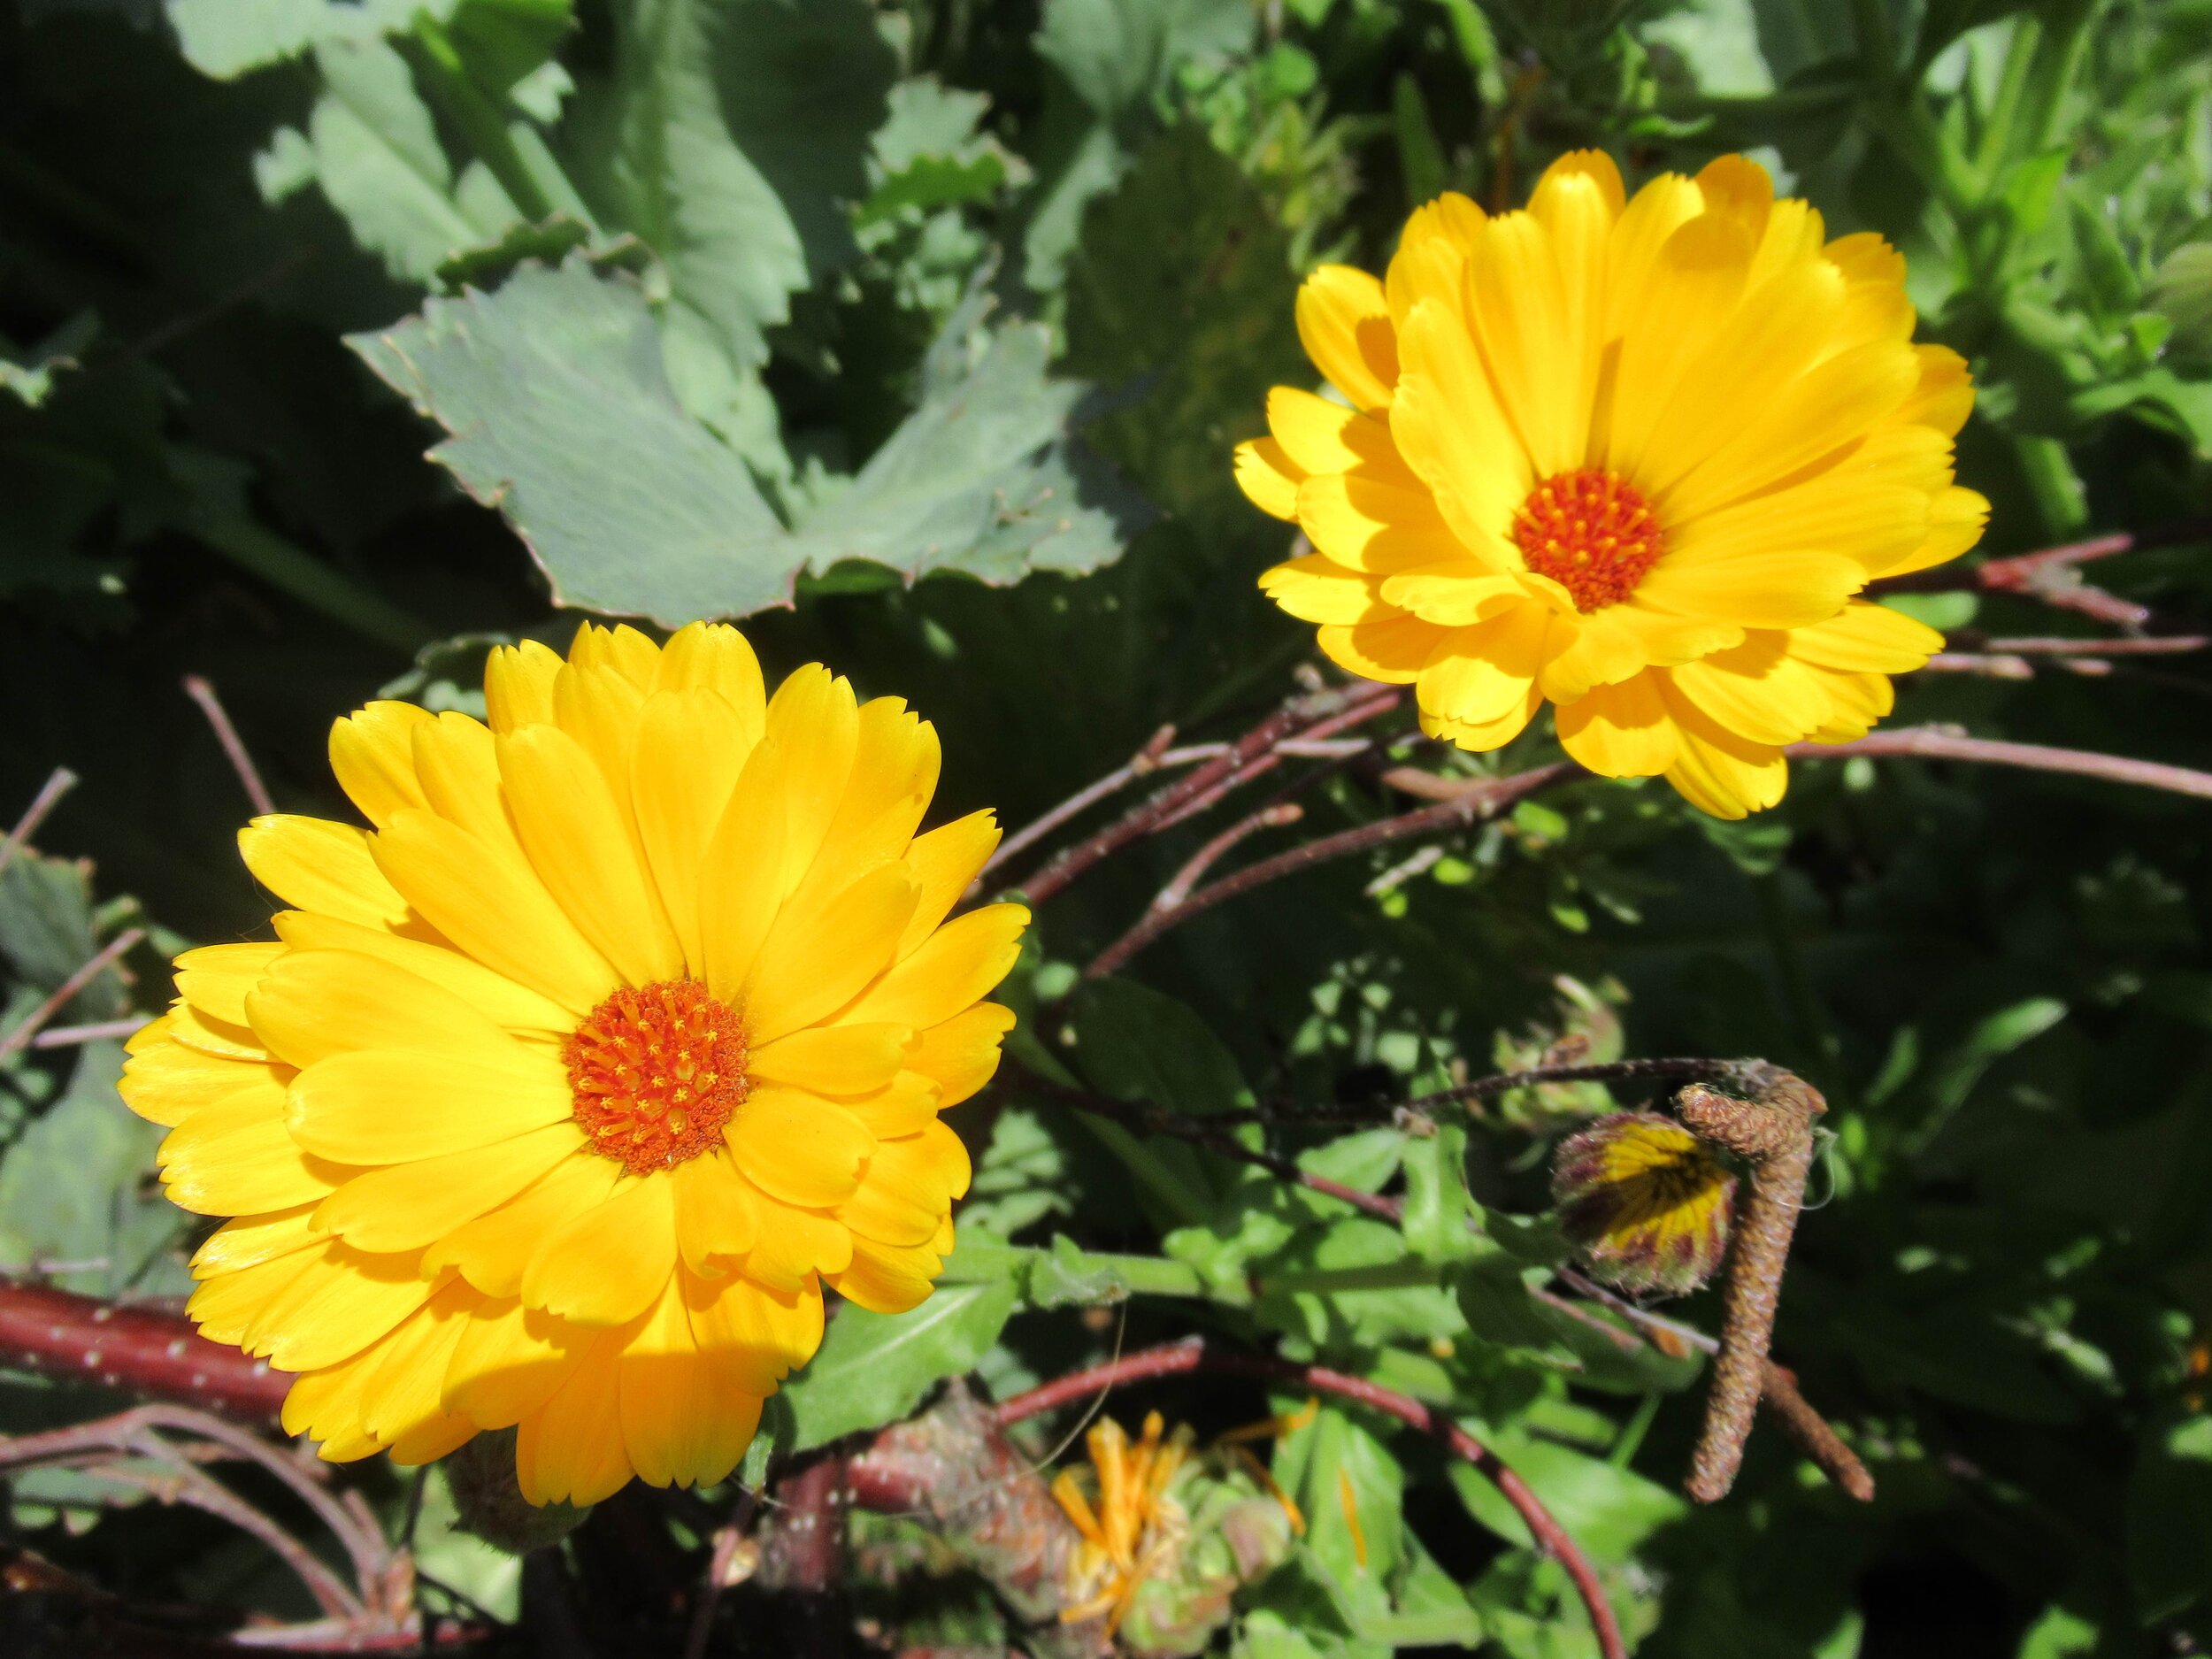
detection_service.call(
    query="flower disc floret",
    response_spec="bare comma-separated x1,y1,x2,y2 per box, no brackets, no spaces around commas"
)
1511,469,1666,613
565,981,748,1174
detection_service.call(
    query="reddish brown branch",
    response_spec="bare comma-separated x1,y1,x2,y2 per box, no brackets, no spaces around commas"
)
183,674,275,818
1000,687,1400,907
0,766,79,883
994,1337,1626,1659
1872,516,2212,626
0,928,145,1060
1083,761,1578,975
976,726,1223,888
1790,725,2212,800
0,1279,289,1423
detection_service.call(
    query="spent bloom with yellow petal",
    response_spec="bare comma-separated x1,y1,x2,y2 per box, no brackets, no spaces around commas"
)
119,622,1028,1506
1552,1111,1736,1296
1235,151,1987,818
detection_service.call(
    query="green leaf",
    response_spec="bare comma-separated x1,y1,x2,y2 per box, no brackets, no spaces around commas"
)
779,1280,1018,1452
166,0,428,79
353,261,1143,622
0,851,128,1016
0,1044,189,1300
1400,1123,1480,1263
1447,1428,1686,1562
1065,977,1248,1116
588,0,894,372
1272,1402,1405,1621
2128,1412,2212,1620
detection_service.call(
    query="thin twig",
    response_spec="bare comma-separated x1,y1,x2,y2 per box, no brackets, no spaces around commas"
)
1148,803,1302,915
0,927,144,1060
0,766,79,883
1083,761,1578,975
1790,725,2212,800
1000,687,1399,907
1872,515,2212,626
30,1015,152,1048
976,726,1220,886
1402,1056,1740,1114
994,1338,1627,1659
1004,1068,1402,1223
1982,634,2208,656
183,673,275,816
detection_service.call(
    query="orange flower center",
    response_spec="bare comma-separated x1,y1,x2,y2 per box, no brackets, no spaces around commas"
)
1510,468,1666,613
564,981,749,1176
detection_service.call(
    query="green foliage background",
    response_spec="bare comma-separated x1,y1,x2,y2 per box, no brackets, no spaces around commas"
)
4,0,2212,1652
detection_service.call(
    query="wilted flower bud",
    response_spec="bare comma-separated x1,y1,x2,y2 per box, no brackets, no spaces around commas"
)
1552,1111,1735,1296
445,1428,590,1555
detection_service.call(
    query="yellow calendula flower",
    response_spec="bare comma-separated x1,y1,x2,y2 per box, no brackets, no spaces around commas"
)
119,623,1027,1506
1236,151,1987,817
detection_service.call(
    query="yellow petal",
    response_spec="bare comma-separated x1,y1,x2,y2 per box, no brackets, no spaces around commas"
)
838,1122,968,1247
571,621,663,689
1267,388,1396,476
193,1207,320,1275
242,1238,436,1371
1537,149,1624,219
831,1233,946,1316
121,1025,282,1126
745,863,919,1045
763,664,861,894
1634,551,1864,628
1465,212,1585,477
1390,298,1531,560
174,942,286,1029
329,702,434,827
1417,603,1551,726
752,1023,915,1095
897,810,1000,958
1317,612,1444,684
1421,682,1544,753
271,911,572,1034
1655,672,1788,818
145,1000,267,1062
814,697,940,877
522,1172,678,1325
1693,154,1773,247
240,816,419,935
426,1153,622,1298
1380,563,1532,626
1877,484,1988,577
444,1296,588,1428
633,689,749,977
1386,191,1484,329
1670,634,1836,746
1602,212,1754,479
1605,173,1707,339
499,724,685,988
686,1271,824,1394
656,622,767,744
838,1071,946,1139
311,1125,582,1251
517,1327,634,1505
1666,340,1922,523
552,661,649,818
1260,554,1394,625
1527,157,1616,430
373,808,617,1015
411,711,523,856
246,948,521,1071
1786,602,1945,672
837,902,1028,1030
1633,256,1847,498
733,1185,852,1291
192,1248,318,1348
1896,344,1975,436
619,1274,763,1488
672,1148,759,1276
1555,674,1679,776
287,1047,571,1164
1235,437,1304,519
484,639,564,733
1296,471,1465,575
905,1003,1014,1110
359,1280,478,1460
281,1338,384,1462
161,1085,345,1216
1295,265,1397,411
697,733,792,1002
726,1087,874,1208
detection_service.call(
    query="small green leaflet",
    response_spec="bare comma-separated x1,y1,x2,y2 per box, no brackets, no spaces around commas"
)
779,1281,1018,1453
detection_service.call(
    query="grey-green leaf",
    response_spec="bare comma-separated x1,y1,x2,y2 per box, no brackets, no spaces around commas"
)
780,1281,1018,1452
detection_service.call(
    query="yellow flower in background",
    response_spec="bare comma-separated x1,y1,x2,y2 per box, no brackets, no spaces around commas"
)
1236,151,1986,817
120,623,1027,1505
